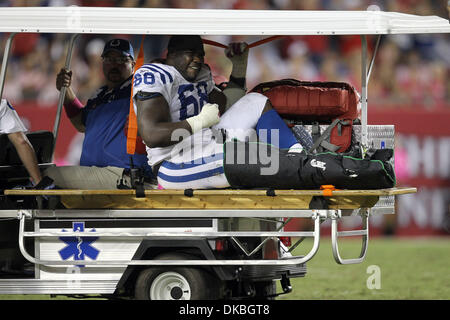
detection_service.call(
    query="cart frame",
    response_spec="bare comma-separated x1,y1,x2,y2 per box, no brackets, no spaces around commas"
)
1,6,446,298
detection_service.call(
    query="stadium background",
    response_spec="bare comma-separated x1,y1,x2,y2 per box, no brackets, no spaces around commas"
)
0,0,448,237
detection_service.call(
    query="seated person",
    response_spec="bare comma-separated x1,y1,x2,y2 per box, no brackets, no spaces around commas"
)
134,35,395,190
133,35,307,189
0,99,42,186
45,39,153,189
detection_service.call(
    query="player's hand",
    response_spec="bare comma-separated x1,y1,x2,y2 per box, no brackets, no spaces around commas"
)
56,68,73,91
186,103,220,134
199,103,220,125
225,42,249,78
225,42,249,59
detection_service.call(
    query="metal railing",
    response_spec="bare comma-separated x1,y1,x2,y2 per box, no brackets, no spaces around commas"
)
15,208,370,267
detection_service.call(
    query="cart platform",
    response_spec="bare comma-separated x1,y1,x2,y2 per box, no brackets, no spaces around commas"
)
4,187,416,210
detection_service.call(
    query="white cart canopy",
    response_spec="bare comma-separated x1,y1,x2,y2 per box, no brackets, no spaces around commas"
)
0,7,449,35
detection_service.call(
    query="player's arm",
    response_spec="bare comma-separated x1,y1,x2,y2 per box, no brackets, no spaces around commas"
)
56,68,85,132
222,42,249,110
136,94,191,148
7,131,42,185
136,93,220,148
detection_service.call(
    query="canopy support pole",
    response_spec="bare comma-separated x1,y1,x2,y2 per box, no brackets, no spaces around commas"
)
360,35,368,150
52,33,79,159
360,35,382,152
367,35,382,82
0,32,16,101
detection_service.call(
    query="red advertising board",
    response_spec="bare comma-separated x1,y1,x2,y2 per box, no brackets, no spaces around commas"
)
369,107,449,236
14,102,80,165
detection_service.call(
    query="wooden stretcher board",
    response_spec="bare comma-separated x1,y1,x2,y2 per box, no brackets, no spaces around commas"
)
4,187,416,210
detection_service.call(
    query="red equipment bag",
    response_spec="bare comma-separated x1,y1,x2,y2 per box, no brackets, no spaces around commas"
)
251,79,360,153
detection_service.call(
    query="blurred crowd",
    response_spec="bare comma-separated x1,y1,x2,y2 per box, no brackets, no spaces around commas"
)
0,0,449,109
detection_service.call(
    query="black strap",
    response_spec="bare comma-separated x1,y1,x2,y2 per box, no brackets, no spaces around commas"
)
311,122,321,145
308,119,342,153
308,196,329,209
184,189,194,197
135,182,145,198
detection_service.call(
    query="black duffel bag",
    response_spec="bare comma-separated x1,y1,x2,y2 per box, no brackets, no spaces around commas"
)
223,140,395,190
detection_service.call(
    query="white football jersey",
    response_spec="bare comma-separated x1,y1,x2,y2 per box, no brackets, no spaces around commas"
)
133,63,215,121
0,99,27,134
132,63,216,166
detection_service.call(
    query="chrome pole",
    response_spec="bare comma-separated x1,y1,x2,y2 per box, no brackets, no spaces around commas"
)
360,35,368,149
367,35,382,82
52,33,79,159
0,32,16,101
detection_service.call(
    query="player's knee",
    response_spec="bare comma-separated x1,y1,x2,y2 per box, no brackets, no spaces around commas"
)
236,92,270,115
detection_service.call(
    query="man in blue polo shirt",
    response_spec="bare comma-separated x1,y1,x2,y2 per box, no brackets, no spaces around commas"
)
45,38,153,189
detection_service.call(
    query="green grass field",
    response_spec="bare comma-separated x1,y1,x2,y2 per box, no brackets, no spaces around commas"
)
0,237,448,300
278,237,450,300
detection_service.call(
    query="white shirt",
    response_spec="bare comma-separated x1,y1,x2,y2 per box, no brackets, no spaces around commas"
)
0,99,27,134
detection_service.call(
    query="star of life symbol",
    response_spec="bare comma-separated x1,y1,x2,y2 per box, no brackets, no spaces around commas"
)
310,159,326,171
58,222,99,267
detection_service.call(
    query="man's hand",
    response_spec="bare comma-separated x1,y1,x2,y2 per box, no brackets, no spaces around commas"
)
56,68,78,109
225,42,249,79
56,68,83,131
56,68,73,91
186,103,220,134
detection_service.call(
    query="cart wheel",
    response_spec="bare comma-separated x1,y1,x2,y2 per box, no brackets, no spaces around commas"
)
134,252,221,300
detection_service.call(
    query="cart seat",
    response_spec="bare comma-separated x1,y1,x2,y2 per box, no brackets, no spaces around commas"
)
0,131,55,189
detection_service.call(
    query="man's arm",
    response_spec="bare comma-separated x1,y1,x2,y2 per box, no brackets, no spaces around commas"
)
56,68,85,132
222,42,249,110
136,94,220,148
7,131,42,185
226,42,249,80
207,42,249,113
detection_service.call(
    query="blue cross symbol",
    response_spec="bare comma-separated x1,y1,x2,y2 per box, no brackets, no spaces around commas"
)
58,222,99,267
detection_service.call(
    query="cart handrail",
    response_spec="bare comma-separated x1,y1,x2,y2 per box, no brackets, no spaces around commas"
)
17,212,322,266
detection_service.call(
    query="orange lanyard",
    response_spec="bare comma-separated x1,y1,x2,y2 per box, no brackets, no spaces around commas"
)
126,35,145,155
